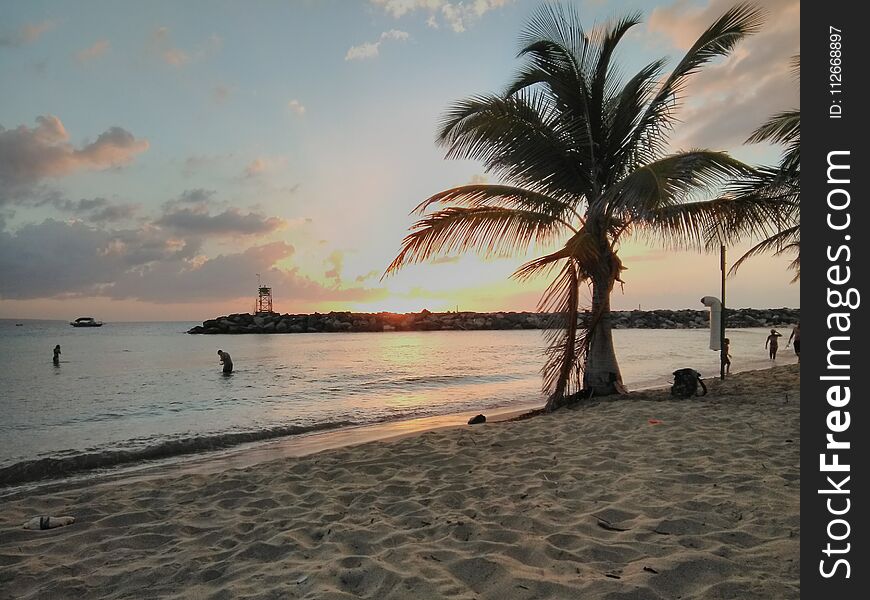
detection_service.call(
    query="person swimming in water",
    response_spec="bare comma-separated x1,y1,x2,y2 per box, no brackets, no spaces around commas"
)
218,349,233,373
53,344,61,365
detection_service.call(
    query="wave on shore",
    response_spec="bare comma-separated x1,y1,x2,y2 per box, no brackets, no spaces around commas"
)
0,421,354,487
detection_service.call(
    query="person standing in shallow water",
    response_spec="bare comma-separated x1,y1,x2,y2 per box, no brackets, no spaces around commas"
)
218,349,233,373
765,329,782,360
787,322,800,362
53,344,61,365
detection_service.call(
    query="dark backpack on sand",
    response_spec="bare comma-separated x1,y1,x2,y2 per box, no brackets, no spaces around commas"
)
671,368,707,398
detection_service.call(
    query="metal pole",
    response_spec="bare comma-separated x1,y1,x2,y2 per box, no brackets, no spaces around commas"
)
720,245,726,380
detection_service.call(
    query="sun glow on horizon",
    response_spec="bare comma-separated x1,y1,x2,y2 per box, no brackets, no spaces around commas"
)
0,1,799,320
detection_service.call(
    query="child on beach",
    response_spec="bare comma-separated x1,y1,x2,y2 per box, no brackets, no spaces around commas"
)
723,338,731,374
53,344,61,365
765,329,782,360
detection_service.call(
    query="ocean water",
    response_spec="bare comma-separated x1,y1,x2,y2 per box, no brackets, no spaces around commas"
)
0,320,797,484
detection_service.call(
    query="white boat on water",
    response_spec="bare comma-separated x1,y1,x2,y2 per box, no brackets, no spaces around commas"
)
70,317,103,327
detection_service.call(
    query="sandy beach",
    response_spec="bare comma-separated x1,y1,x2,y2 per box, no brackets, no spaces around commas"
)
0,364,799,599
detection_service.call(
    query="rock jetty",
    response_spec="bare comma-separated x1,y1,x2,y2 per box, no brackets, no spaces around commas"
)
187,307,799,334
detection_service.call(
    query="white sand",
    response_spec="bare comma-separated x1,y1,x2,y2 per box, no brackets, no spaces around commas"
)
0,365,799,599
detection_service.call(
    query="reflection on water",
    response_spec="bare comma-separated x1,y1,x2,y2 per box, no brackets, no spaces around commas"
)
0,321,796,469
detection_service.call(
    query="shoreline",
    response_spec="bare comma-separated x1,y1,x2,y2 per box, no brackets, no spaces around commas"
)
1,354,797,493
0,402,542,500
1,364,800,599
0,353,797,492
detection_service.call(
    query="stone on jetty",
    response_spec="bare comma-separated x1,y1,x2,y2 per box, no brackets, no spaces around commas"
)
187,307,799,335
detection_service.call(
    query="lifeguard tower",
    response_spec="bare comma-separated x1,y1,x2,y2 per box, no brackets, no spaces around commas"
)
255,274,274,315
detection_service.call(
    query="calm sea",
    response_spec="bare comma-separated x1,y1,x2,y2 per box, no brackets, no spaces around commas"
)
0,320,797,485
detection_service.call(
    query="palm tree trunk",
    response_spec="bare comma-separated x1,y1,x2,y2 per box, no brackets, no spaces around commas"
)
582,270,625,396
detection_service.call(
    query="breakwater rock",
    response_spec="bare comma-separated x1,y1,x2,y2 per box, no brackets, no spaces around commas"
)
187,307,799,334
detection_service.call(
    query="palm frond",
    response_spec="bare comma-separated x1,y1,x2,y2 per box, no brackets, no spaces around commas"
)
603,59,667,179
587,13,643,149
519,3,588,72
538,259,585,403
604,151,754,225
634,193,778,253
627,3,764,165
437,93,592,196
728,225,800,277
747,110,800,181
746,110,799,146
513,248,572,282
510,4,598,180
709,193,797,249
512,227,600,281
383,206,566,276
412,184,578,223
729,93,800,277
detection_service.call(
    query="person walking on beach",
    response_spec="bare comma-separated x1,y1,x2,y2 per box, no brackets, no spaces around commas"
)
765,329,782,360
53,344,61,366
722,338,731,374
787,322,800,362
218,349,233,373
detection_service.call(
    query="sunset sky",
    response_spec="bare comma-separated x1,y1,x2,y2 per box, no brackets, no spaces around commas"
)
0,0,800,321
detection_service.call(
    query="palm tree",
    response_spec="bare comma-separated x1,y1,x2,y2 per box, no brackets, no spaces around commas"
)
717,57,800,280
385,3,764,410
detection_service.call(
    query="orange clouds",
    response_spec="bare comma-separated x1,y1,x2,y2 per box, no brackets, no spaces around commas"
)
151,27,222,67
0,20,55,47
75,40,110,63
648,0,799,151
243,156,287,178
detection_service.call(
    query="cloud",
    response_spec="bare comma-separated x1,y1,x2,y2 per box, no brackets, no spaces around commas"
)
345,29,409,61
212,84,231,104
0,220,195,299
75,40,110,63
36,195,138,224
0,20,55,47
647,0,799,150
89,204,138,223
109,242,384,303
0,115,149,200
324,250,344,283
355,269,381,283
151,27,222,67
287,99,306,115
181,154,228,177
0,219,382,304
243,156,285,178
176,188,216,205
431,255,461,265
155,207,287,236
244,158,268,178
370,0,511,33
